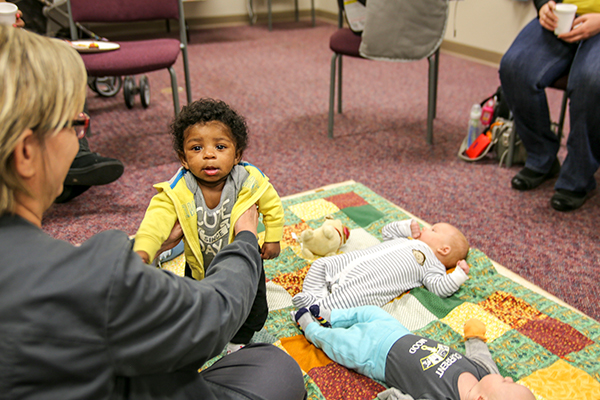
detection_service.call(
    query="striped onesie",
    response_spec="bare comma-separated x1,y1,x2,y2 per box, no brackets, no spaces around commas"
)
293,219,468,310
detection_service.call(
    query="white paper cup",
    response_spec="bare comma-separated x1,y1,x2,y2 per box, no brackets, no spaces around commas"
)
554,3,578,35
0,2,18,26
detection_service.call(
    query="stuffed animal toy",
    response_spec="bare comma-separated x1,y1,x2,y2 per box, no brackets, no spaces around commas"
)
298,216,350,259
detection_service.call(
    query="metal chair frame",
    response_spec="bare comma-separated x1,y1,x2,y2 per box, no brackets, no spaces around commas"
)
67,0,192,116
327,5,440,144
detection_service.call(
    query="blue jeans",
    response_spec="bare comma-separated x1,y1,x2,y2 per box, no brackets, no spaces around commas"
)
499,18,600,193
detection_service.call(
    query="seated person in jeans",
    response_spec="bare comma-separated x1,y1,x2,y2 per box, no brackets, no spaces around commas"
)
500,0,600,211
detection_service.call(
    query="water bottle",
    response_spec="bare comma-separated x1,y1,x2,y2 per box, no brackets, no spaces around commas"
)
467,104,482,147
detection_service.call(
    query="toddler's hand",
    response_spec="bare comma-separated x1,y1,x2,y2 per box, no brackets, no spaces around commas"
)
261,242,281,260
457,260,470,275
410,219,421,239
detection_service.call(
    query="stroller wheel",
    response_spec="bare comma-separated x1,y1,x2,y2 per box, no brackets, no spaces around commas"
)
123,76,136,109
91,76,122,97
139,75,151,108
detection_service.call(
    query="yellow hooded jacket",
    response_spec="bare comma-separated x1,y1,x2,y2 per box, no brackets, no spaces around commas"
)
134,162,284,280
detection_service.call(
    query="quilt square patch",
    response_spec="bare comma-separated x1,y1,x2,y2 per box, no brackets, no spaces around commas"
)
479,291,544,329
518,316,594,358
280,334,333,373
288,199,340,221
307,362,386,400
519,359,600,400
340,204,385,228
325,192,369,209
490,330,558,380
441,302,512,342
270,264,311,297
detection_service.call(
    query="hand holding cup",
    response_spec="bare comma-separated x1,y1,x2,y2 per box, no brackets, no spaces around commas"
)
0,2,18,26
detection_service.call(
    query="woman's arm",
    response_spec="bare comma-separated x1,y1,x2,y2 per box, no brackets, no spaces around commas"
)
108,229,262,375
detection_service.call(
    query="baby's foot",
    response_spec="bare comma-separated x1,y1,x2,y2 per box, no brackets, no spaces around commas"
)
309,304,331,327
291,307,315,332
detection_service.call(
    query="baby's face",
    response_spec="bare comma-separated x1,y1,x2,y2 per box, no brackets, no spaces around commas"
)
466,374,534,400
417,223,456,250
179,121,240,187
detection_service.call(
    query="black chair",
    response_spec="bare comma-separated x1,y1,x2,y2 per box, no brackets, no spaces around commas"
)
328,0,447,144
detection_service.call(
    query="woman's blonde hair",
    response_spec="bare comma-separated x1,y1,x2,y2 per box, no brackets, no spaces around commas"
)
0,26,87,214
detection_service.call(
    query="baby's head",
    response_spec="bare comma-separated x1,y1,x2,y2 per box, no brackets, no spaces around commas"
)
417,223,469,268
170,98,248,163
466,374,535,400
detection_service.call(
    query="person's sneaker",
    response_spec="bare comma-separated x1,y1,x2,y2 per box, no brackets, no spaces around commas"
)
226,342,245,355
65,152,124,186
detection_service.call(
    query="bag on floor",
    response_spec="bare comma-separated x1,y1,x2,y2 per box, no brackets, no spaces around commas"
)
458,86,527,165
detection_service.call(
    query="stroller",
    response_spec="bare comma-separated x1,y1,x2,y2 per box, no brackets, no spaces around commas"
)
40,0,150,108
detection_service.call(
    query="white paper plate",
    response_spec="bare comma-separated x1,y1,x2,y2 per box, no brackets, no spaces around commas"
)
70,40,120,53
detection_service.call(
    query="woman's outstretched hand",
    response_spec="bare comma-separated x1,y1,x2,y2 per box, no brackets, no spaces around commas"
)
235,204,259,237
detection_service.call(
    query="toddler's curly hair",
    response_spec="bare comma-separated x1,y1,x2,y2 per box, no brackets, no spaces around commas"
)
170,98,248,158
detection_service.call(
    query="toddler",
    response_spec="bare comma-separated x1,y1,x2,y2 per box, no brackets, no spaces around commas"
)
293,219,470,310
295,305,535,400
134,98,284,353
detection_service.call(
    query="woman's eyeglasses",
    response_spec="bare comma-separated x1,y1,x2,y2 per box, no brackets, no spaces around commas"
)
68,112,90,139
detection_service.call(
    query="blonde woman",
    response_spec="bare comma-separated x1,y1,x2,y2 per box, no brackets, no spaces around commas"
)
0,26,305,400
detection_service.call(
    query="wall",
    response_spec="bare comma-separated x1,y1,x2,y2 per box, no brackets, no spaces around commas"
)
443,0,538,65
182,0,539,65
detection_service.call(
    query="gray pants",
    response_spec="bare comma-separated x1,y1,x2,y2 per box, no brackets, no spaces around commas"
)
126,343,306,400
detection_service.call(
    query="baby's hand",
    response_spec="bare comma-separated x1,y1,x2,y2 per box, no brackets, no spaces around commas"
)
410,219,421,239
457,260,470,275
261,242,281,260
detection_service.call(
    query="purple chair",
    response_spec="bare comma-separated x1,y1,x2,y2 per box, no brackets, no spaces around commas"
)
67,0,191,116
328,0,443,144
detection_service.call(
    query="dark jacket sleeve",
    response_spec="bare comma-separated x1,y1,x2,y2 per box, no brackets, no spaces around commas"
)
534,0,562,12
105,231,261,376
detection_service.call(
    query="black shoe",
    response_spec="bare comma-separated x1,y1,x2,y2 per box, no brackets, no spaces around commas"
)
550,189,588,212
65,152,124,186
511,158,560,191
55,185,91,204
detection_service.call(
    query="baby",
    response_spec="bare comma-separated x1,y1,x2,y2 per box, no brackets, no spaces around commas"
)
134,98,284,353
294,305,535,400
293,219,470,310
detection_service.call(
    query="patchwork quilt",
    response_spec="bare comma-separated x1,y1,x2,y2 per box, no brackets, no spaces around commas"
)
165,181,600,400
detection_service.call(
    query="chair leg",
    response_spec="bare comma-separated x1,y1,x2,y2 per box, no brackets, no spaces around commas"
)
311,0,315,27
268,0,272,31
182,47,192,105
247,0,255,25
295,0,299,22
433,49,439,119
328,53,339,138
426,49,439,145
337,55,343,114
168,66,180,116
